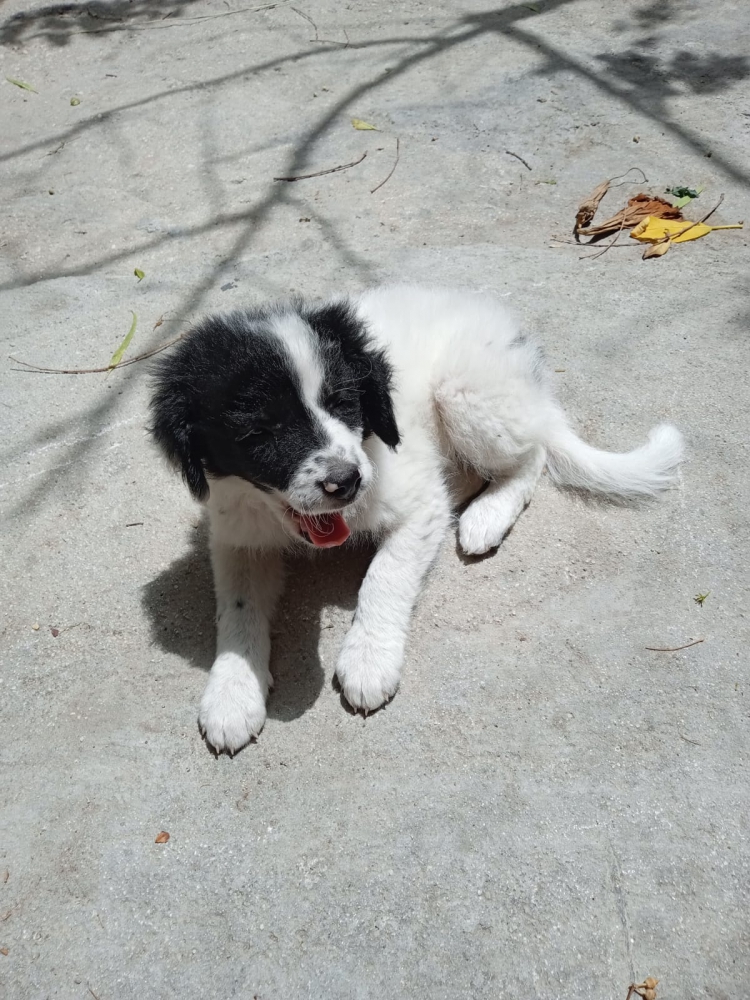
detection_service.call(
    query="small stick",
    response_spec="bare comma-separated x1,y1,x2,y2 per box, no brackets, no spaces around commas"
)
608,166,648,186
645,638,705,652
88,989,101,1000
9,332,186,375
505,149,531,171
370,137,400,194
125,522,144,527
274,151,366,182
581,215,627,261
290,5,319,41
669,193,725,241
679,733,702,746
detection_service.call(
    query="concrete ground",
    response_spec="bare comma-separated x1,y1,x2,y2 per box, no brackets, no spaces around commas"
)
1,0,749,997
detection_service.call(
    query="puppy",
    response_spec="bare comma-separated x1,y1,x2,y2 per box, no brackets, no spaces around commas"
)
150,285,684,753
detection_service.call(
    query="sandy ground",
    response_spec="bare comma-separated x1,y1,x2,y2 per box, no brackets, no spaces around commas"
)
1,1,749,997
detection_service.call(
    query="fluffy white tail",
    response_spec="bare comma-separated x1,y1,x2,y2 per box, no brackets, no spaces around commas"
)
545,422,684,500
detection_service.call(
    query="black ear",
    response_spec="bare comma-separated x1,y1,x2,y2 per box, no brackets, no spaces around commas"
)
149,373,209,501
360,345,400,450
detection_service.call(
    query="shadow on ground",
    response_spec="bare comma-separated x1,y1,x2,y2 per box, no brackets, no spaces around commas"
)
140,518,375,722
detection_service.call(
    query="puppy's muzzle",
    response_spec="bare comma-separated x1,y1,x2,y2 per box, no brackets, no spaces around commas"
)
319,462,362,502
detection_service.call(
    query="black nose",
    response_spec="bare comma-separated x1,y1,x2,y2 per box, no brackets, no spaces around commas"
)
320,465,361,502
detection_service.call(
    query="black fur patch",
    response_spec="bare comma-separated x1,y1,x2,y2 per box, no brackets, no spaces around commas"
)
303,300,400,449
149,300,400,500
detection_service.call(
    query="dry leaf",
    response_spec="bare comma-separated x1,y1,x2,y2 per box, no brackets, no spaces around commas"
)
6,77,37,93
50,627,60,637
631,216,743,245
0,947,8,956
351,118,377,130
642,239,671,259
575,178,610,233
579,193,682,237
628,976,659,1000
155,831,170,844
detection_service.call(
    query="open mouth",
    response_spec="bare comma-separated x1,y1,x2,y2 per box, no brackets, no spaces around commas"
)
289,510,351,548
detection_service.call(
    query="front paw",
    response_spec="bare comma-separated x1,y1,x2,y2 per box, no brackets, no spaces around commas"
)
336,627,402,713
198,653,269,753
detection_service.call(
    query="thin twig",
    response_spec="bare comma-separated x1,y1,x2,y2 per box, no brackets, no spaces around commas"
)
506,150,531,171
580,214,627,260
550,236,634,248
290,5,319,41
9,332,186,375
670,193,725,240
608,166,648,187
505,149,531,171
679,733,702,746
645,638,705,652
274,151,366,182
88,989,101,1000
370,137,400,193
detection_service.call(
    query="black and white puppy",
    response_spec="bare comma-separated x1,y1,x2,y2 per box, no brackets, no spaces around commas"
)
150,285,684,753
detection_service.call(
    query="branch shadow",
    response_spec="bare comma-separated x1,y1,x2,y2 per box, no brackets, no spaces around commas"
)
0,0,207,47
140,517,374,723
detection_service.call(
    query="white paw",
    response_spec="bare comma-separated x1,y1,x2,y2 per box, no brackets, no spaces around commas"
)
336,626,402,712
198,653,269,753
458,507,506,556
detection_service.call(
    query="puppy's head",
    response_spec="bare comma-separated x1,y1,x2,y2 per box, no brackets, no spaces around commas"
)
149,299,399,543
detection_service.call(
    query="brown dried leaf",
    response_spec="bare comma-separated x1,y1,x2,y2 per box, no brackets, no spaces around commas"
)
50,627,60,637
579,193,682,237
155,831,170,844
642,239,671,259
575,178,610,232
643,979,659,990
0,947,8,956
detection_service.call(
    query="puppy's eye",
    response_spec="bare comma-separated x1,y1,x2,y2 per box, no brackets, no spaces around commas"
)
325,391,357,412
236,426,271,442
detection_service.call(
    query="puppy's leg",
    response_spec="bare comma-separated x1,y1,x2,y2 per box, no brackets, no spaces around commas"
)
336,492,451,712
199,543,284,753
459,445,545,555
436,379,548,556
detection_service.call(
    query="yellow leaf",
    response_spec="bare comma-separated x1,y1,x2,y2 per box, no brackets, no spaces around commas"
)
351,118,377,130
642,240,671,259
108,311,137,370
631,216,743,244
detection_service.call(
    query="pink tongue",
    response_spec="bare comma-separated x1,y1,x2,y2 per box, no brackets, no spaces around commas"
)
298,512,351,548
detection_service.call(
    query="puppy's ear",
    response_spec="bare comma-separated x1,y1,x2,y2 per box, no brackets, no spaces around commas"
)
360,346,400,450
149,374,209,501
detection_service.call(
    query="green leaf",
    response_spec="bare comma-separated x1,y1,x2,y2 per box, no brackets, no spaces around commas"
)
669,185,703,208
351,118,377,130
108,312,137,370
693,591,710,606
70,96,81,106
6,77,38,93
134,268,145,281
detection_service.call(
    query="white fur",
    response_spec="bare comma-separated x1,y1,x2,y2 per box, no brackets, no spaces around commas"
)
198,285,684,751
